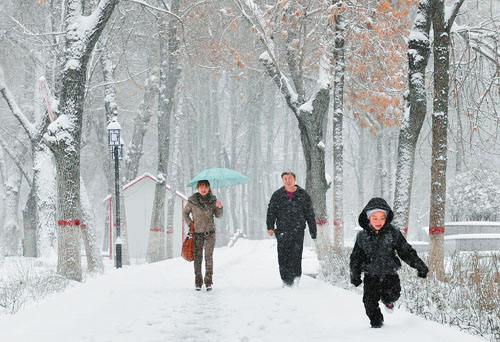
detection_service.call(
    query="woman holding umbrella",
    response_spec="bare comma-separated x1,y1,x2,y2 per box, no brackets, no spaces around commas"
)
182,180,223,291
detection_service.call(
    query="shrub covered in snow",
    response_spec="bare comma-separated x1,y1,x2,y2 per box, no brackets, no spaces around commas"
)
317,245,352,290
319,248,500,341
0,258,69,315
447,168,500,221
400,252,499,341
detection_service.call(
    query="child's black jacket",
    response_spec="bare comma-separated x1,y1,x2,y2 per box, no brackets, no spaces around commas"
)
350,198,428,281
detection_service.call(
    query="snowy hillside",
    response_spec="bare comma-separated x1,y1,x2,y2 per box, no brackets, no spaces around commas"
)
0,240,485,342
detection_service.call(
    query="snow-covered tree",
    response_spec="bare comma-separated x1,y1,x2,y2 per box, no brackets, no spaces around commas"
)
448,168,500,222
331,3,346,250
147,0,182,263
42,0,119,281
233,0,335,250
0,67,58,259
392,0,432,236
427,0,466,279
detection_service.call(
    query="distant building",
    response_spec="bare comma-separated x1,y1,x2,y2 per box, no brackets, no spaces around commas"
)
104,173,188,262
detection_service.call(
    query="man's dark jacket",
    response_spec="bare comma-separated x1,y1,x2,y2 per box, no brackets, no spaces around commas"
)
266,186,317,239
350,197,428,282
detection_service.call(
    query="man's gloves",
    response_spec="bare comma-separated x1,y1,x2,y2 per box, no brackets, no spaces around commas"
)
417,266,429,279
350,276,362,287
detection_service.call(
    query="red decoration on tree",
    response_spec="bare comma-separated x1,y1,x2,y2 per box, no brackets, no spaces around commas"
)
57,219,81,227
429,226,445,235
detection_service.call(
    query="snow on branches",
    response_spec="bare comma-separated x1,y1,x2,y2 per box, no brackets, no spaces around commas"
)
448,168,500,222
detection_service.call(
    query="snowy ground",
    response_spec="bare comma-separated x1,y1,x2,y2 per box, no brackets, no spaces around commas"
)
0,239,486,342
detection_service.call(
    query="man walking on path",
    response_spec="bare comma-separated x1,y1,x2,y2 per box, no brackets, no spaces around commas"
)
266,171,317,287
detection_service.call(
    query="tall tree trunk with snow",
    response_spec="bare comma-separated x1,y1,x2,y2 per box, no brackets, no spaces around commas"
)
80,178,104,272
166,80,184,259
147,3,181,263
354,128,369,210
0,149,5,253
32,145,57,258
2,171,22,256
387,129,397,204
235,0,332,250
43,0,118,281
381,132,391,200
428,0,465,279
296,91,330,242
265,85,276,195
0,133,29,256
282,107,291,170
374,133,383,196
228,81,240,233
374,131,391,199
0,69,58,259
247,78,264,239
393,0,432,236
124,71,157,183
332,12,346,250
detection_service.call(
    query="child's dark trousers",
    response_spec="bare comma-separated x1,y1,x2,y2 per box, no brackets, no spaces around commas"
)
363,273,401,325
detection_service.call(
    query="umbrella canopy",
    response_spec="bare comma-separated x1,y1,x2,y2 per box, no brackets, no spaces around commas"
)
187,168,249,189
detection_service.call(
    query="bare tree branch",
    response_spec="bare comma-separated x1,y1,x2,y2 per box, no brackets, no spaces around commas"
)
446,0,466,30
233,0,299,113
0,67,35,140
124,0,183,23
0,136,32,187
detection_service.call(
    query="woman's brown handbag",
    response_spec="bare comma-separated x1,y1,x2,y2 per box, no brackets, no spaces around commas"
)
181,223,195,262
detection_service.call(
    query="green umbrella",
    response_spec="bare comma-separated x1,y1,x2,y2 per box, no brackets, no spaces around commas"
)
187,168,249,189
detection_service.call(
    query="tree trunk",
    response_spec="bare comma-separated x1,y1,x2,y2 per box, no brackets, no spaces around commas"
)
46,0,119,281
297,89,330,242
332,13,346,250
124,71,157,182
356,129,368,210
282,106,291,170
387,129,397,204
393,0,432,236
2,171,22,256
228,82,240,233
53,145,83,282
166,79,184,259
248,79,264,239
147,2,181,262
95,90,113,253
381,132,391,200
22,189,38,257
80,178,104,273
265,85,276,196
428,0,451,279
33,144,57,258
374,132,383,196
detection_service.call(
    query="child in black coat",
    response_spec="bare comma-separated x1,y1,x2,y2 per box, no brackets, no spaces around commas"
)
350,197,428,328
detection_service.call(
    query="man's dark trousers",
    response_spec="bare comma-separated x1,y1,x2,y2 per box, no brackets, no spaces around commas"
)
276,230,304,285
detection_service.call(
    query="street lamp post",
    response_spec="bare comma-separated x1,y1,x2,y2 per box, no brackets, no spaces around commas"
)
107,116,123,268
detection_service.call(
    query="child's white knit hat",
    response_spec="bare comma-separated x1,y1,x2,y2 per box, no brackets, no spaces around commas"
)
366,208,387,218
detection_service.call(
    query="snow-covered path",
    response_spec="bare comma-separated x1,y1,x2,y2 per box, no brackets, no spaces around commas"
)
0,240,485,342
